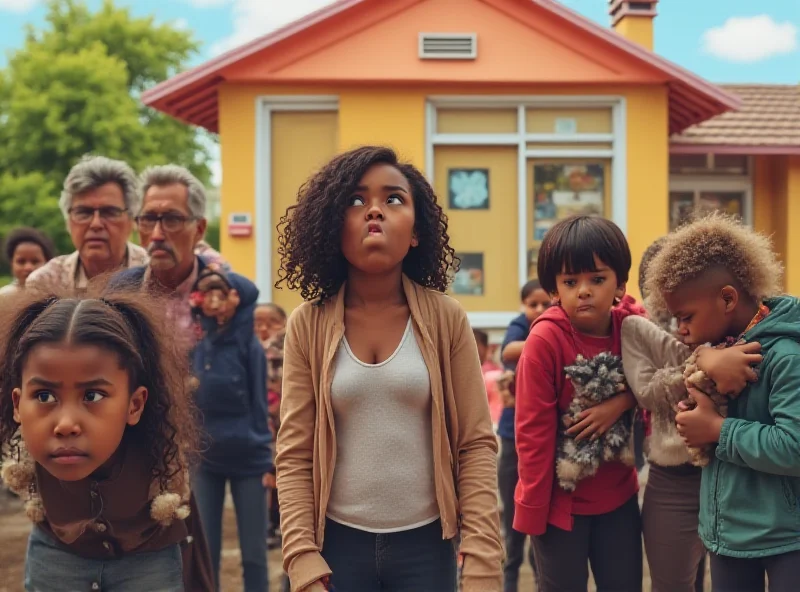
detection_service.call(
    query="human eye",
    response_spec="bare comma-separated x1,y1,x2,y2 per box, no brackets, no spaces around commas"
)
350,196,365,206
387,194,404,205
562,278,576,287
592,276,606,284
100,207,125,219
34,391,56,404
84,391,107,404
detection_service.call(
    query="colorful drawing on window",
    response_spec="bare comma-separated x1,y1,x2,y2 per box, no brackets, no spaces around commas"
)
448,168,490,210
533,164,605,240
452,253,484,295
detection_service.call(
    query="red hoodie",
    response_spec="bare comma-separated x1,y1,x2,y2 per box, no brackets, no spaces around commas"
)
513,297,645,536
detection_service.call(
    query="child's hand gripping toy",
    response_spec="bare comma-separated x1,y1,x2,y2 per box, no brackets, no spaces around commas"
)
190,264,240,326
676,341,737,467
557,352,634,491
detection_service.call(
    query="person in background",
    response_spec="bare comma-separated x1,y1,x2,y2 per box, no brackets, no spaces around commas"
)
473,329,502,425
255,303,287,346
497,279,550,592
26,156,148,292
188,265,272,592
0,228,56,295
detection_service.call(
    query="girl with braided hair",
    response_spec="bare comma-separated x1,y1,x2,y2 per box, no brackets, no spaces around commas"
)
275,145,503,592
0,287,199,591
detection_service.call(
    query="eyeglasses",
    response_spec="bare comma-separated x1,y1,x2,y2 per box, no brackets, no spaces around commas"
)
68,206,129,224
135,213,197,233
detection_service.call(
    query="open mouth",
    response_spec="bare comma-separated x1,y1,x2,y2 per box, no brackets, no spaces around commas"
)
367,222,383,235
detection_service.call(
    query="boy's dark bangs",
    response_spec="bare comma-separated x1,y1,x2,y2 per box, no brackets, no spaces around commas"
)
557,221,617,275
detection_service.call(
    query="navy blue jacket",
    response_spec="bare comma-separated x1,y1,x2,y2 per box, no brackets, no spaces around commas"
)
497,313,531,440
111,258,273,477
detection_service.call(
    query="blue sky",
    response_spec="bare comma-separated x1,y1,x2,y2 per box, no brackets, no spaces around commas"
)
1,0,797,83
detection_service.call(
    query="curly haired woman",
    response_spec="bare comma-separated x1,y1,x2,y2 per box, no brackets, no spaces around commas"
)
274,146,503,592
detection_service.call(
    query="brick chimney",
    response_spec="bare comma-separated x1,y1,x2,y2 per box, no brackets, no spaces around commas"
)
609,0,657,51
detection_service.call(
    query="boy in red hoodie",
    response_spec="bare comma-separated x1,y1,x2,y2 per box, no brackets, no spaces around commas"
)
514,215,644,592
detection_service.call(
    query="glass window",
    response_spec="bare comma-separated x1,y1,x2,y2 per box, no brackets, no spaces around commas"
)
669,190,745,230
669,154,708,174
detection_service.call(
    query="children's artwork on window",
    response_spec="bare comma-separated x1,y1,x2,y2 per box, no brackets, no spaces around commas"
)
533,164,605,240
448,168,490,210
452,253,484,295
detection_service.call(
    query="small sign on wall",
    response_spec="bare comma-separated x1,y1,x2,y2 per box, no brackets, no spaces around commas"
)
554,117,578,135
228,212,253,238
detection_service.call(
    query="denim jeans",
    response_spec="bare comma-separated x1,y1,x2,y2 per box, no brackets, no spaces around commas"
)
25,526,183,592
192,469,269,592
321,518,457,592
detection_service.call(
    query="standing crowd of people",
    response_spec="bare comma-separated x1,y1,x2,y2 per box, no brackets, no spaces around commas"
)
0,145,798,592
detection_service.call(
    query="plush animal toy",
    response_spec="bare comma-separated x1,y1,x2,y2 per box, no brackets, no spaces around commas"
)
557,352,635,492
676,341,738,467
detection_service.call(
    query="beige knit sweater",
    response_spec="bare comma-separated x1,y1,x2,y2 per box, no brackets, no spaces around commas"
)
621,315,693,467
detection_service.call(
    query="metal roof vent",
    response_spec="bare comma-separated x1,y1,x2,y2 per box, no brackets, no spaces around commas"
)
419,33,477,60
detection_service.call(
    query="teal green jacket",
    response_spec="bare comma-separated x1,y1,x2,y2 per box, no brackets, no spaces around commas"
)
700,296,800,558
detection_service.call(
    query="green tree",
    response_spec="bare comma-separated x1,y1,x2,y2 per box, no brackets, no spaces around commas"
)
0,0,214,251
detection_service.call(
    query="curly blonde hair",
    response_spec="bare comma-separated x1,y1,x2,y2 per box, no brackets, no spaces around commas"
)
644,212,784,310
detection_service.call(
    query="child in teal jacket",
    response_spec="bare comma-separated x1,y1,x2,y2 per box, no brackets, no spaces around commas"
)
645,212,800,592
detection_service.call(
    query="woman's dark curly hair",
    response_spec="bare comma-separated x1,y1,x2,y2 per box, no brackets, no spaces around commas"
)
0,284,199,491
275,145,459,302
3,227,56,264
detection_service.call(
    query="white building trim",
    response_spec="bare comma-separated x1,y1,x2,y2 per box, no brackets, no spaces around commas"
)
426,95,627,327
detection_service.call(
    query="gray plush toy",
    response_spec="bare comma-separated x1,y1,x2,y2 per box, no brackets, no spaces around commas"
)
557,352,635,491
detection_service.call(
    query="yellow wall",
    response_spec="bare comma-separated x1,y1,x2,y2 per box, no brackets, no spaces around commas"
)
434,146,519,311
270,111,339,311
218,83,669,312
624,86,669,301
785,156,800,295
613,16,654,50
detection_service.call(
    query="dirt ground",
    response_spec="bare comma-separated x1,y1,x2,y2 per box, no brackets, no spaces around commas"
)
0,469,711,591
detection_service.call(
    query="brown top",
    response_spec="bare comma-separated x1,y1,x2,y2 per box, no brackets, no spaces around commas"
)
36,441,188,560
672,84,800,148
276,275,503,592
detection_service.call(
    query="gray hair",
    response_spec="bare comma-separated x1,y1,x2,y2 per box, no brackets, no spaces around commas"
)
139,165,206,218
59,155,141,219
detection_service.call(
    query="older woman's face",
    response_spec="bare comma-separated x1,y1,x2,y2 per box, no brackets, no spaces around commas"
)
67,182,133,270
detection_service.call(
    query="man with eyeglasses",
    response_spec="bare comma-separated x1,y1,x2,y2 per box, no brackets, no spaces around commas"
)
111,164,267,592
27,155,149,291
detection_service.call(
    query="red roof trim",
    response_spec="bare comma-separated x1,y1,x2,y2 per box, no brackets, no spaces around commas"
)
142,0,741,132
670,143,800,156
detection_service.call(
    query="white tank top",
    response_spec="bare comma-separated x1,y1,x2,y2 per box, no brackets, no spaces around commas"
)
326,318,440,533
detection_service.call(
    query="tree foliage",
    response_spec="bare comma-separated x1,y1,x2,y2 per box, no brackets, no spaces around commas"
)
0,0,214,260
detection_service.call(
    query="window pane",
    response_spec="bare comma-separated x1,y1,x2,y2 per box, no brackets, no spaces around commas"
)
669,191,695,230
713,154,748,173
529,162,608,279
669,154,707,173
698,192,744,220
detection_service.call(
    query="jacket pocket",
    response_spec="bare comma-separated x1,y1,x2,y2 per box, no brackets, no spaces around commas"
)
198,372,249,415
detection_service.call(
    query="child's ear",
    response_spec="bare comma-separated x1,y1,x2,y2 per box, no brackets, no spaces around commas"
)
229,289,240,307
12,388,22,424
127,387,148,426
721,285,739,313
615,282,627,301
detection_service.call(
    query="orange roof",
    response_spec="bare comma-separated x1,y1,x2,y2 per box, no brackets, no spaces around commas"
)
671,85,800,155
142,0,739,134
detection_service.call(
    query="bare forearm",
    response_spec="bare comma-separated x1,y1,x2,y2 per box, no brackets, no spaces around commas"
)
502,341,525,363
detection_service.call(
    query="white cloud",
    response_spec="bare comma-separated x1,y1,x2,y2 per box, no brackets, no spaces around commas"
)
173,18,189,30
210,0,335,56
702,15,798,63
0,0,38,12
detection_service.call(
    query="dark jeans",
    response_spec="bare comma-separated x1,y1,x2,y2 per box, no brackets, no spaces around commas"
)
193,469,269,592
710,550,800,592
532,494,642,592
497,437,536,592
321,518,457,592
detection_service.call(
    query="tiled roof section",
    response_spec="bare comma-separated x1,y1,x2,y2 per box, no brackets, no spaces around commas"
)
672,84,800,148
